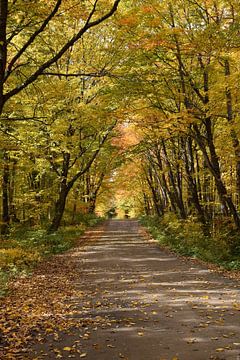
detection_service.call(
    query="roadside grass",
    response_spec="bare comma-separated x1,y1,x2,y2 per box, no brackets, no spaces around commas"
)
0,214,103,296
140,214,240,271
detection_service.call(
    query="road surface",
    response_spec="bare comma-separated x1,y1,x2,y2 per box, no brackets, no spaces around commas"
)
29,220,240,360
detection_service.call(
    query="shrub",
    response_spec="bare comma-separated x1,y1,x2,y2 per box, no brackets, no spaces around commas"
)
140,214,240,270
0,248,40,270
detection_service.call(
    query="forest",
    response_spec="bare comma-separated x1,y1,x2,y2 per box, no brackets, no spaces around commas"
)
1,0,240,281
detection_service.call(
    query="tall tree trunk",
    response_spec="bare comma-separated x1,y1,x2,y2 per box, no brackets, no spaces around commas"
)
1,151,10,235
195,149,202,202
71,198,77,225
162,141,187,219
204,118,229,215
0,2,9,235
146,168,163,217
183,137,209,235
202,159,212,220
143,192,151,215
48,182,69,233
88,195,97,214
9,158,19,223
155,149,177,213
0,0,8,114
193,124,240,229
48,152,70,233
224,59,240,202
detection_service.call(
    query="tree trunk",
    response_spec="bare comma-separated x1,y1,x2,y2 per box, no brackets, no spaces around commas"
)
0,0,8,114
1,151,10,235
143,193,151,215
183,137,209,235
155,149,177,213
146,168,163,217
71,199,77,225
193,124,240,229
0,2,9,235
224,59,240,201
88,196,97,214
48,152,70,233
48,183,69,233
9,158,19,223
162,141,187,219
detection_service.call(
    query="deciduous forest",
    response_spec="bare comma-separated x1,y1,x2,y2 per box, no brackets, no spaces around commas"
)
2,0,240,268
1,1,240,358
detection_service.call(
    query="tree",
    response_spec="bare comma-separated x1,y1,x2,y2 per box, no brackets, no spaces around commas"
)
0,0,122,234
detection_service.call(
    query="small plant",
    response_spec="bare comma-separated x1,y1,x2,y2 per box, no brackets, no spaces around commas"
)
0,248,40,270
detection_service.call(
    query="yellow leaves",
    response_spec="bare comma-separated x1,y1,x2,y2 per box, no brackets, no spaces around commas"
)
63,347,72,351
0,248,40,270
45,327,54,333
232,302,240,310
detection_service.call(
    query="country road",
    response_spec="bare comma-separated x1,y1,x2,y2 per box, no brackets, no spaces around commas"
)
27,220,240,359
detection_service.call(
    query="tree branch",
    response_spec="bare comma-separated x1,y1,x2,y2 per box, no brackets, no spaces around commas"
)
4,0,62,82
4,0,121,103
42,71,107,78
67,122,117,190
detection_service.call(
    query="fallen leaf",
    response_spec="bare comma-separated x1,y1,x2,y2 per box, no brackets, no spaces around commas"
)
63,347,72,352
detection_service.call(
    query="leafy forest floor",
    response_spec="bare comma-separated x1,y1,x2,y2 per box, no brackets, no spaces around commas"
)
0,214,102,297
1,219,240,359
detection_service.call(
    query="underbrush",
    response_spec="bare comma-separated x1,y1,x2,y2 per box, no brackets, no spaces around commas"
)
0,214,103,295
140,214,240,271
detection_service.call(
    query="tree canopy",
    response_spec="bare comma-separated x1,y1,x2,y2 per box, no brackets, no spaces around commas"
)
1,0,240,242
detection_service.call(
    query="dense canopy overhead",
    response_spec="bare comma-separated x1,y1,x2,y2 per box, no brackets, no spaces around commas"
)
1,0,240,239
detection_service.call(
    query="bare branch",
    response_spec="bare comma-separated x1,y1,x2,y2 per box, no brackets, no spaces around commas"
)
42,71,107,78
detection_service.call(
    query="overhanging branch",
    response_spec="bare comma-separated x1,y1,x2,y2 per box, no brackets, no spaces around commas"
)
4,0,121,103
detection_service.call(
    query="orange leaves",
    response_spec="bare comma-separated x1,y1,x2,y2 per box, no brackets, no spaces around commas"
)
141,5,155,14
117,15,138,27
112,123,140,150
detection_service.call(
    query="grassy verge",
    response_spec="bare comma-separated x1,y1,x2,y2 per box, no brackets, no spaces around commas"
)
140,214,240,271
0,214,103,296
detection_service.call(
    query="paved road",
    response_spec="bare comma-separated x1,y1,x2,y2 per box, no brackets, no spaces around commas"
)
31,220,240,360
